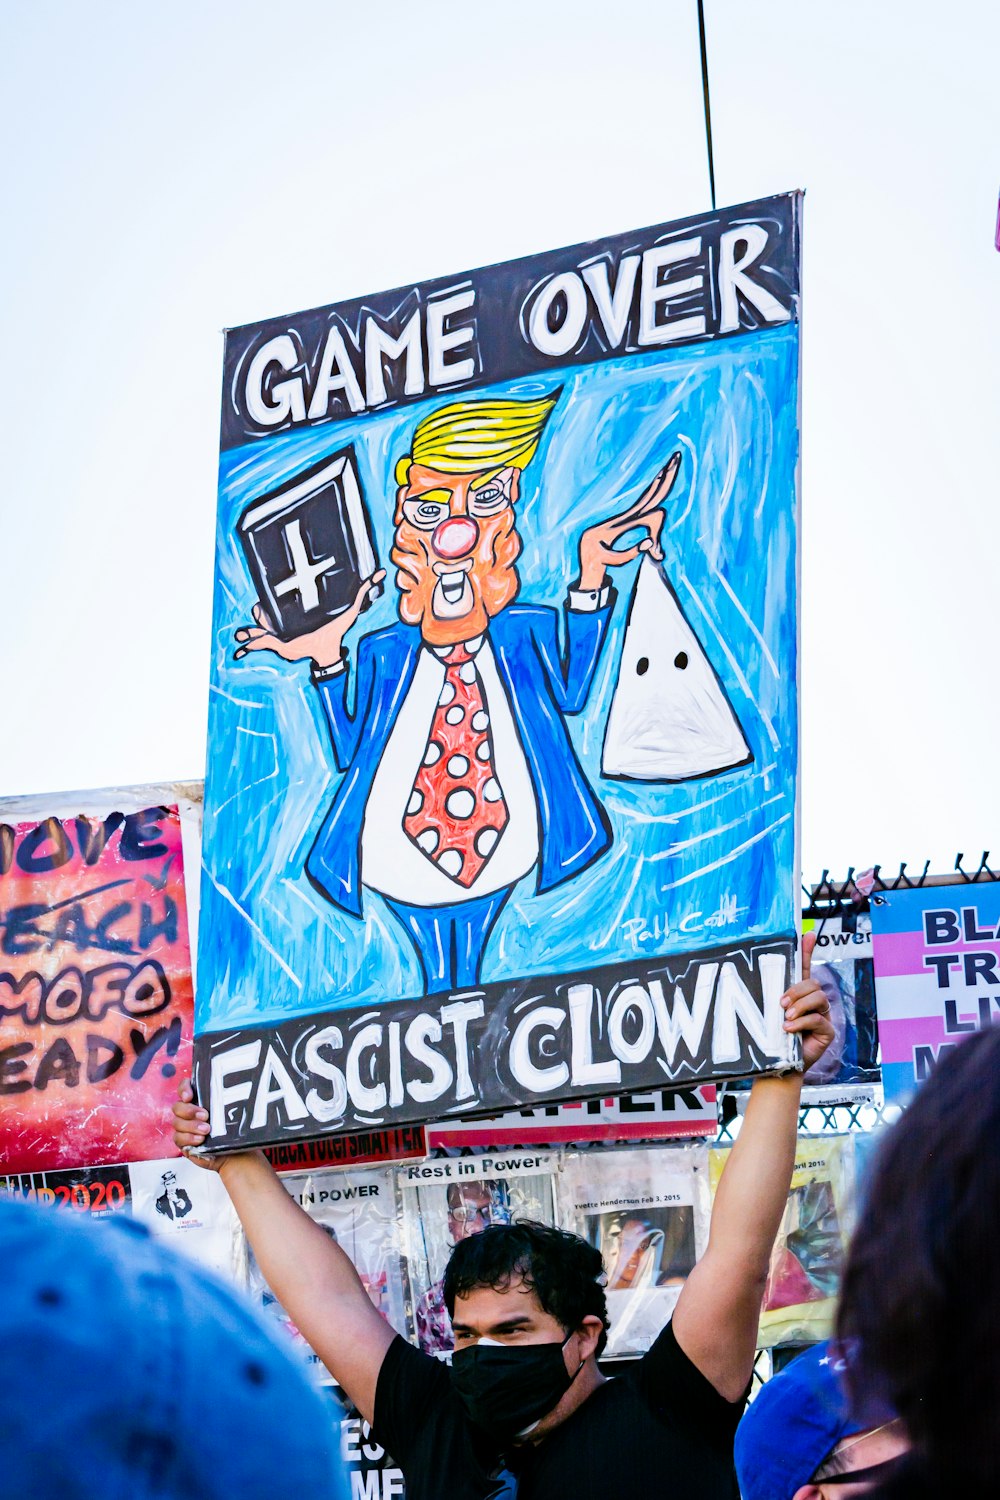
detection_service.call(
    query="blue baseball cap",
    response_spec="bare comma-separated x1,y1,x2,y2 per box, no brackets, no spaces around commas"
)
0,1195,348,1500
735,1341,894,1500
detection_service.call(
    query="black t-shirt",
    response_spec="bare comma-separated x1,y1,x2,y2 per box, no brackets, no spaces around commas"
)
373,1322,745,1500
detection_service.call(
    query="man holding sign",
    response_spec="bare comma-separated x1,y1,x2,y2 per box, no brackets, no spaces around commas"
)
174,938,832,1500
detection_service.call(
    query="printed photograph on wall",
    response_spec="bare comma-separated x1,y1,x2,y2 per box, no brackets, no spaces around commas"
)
400,1152,558,1357
801,910,880,1088
557,1143,710,1356
195,195,803,1147
712,1135,855,1347
129,1154,245,1284
0,783,200,1172
248,1165,408,1380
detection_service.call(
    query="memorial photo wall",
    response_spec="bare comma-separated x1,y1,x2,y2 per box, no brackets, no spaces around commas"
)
4,1126,866,1366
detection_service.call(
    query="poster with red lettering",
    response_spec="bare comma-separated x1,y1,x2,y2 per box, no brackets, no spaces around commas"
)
0,783,200,1172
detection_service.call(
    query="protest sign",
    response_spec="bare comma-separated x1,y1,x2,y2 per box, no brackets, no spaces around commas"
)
333,1395,404,1500
870,882,1000,1106
0,784,199,1171
265,1124,427,1173
426,1085,717,1149
0,1153,244,1285
557,1144,709,1357
0,1162,133,1218
195,195,802,1149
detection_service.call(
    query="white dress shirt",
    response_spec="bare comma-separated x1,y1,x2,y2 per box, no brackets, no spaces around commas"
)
360,636,539,906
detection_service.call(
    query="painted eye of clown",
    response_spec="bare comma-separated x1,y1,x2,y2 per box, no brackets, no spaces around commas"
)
400,469,515,530
402,490,452,530
468,469,515,517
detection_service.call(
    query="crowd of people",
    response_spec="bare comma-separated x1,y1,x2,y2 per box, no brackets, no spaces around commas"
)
5,937,997,1498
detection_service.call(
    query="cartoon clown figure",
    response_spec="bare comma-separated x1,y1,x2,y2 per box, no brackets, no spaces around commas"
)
235,393,677,992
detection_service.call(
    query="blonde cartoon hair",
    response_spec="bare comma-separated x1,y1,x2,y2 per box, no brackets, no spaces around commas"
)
394,392,558,487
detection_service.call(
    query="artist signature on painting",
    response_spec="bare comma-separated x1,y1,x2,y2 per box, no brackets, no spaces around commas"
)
621,893,749,951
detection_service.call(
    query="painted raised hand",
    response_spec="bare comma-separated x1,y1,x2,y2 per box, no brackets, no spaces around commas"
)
576,452,680,591
233,569,386,669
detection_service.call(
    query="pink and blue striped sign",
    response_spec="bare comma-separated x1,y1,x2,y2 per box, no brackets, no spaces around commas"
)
870,884,1000,1106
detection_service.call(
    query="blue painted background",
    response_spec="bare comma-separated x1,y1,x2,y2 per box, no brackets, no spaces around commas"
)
198,323,799,1030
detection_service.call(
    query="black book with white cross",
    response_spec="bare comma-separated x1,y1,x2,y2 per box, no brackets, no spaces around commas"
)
237,447,381,641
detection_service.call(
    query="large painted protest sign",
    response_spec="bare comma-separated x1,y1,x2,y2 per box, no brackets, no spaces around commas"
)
871,883,1000,1107
0,784,199,1171
195,195,802,1149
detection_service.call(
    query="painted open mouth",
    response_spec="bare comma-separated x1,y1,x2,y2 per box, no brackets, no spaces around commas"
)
431,566,475,619
439,570,468,606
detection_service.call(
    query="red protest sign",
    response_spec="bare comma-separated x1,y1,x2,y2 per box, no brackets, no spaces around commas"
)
0,796,196,1172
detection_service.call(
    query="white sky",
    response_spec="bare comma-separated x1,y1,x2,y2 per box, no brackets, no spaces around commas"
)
1,0,997,886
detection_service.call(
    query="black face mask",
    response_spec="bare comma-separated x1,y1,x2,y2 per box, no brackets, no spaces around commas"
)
450,1334,581,1442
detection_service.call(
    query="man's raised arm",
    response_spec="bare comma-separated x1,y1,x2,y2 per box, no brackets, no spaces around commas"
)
174,1085,395,1422
672,934,833,1400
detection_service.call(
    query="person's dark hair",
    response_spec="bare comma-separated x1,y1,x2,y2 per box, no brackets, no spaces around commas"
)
442,1221,610,1356
838,1025,1000,1493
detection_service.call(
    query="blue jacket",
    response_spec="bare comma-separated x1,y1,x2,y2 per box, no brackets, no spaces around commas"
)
306,602,614,916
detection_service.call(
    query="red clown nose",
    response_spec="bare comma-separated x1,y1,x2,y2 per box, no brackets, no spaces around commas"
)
432,516,479,558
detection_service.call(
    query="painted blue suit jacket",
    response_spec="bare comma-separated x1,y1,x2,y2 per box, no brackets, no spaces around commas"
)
306,601,615,917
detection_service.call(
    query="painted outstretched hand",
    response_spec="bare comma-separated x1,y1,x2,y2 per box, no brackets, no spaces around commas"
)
233,569,386,668
576,452,681,592
780,932,836,1073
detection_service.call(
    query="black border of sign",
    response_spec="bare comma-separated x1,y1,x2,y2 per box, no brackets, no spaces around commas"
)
193,934,798,1153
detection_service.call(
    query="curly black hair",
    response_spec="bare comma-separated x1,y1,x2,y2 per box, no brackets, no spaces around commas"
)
442,1221,610,1356
838,1025,1000,1493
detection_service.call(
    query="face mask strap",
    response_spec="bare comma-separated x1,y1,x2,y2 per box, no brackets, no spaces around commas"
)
820,1453,909,1487
560,1326,593,1383
511,1331,587,1439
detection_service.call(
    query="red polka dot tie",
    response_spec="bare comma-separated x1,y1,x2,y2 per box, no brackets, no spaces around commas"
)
403,644,509,887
